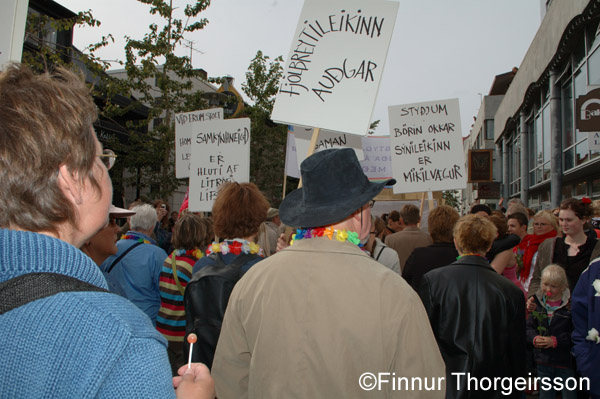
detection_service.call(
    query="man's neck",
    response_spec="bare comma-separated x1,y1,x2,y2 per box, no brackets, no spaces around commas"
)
132,228,153,238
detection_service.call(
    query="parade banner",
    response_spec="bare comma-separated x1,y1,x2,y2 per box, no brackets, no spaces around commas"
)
284,128,392,182
188,118,250,212
284,129,300,179
174,108,223,178
360,135,393,183
388,98,467,194
0,0,28,68
293,125,364,169
271,0,399,136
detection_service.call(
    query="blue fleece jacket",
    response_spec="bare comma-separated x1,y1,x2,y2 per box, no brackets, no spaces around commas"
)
572,256,600,399
0,229,175,398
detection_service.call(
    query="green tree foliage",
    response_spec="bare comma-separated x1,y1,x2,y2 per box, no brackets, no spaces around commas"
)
442,190,461,210
23,9,113,75
242,51,290,207
120,0,212,200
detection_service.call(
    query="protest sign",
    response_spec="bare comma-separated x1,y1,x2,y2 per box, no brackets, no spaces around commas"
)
360,135,393,182
175,108,223,178
293,125,364,168
271,0,399,136
284,129,300,179
188,118,250,212
388,98,467,194
284,129,392,182
0,0,27,67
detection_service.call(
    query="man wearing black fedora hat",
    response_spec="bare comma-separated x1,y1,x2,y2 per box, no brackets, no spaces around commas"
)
212,148,445,398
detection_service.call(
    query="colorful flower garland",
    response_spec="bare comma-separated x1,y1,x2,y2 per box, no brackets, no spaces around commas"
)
206,239,264,257
120,234,151,244
290,227,362,247
174,248,204,259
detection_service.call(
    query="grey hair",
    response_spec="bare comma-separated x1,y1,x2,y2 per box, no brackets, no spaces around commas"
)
130,204,157,232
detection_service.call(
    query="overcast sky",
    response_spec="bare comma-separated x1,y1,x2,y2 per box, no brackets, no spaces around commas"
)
54,0,542,137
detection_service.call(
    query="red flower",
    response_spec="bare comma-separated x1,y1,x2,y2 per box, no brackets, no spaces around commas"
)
312,228,325,237
582,197,592,204
229,241,242,255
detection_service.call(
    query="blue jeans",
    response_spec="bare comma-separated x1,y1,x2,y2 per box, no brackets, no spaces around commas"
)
537,364,577,399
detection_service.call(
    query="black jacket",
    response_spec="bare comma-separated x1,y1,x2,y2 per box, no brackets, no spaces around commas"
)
418,255,527,399
402,242,458,290
525,292,574,369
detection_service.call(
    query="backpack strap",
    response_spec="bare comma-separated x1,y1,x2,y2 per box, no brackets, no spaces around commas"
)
106,241,144,273
375,245,386,261
0,272,108,315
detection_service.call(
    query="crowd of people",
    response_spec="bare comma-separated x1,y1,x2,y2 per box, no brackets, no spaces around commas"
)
2,63,600,398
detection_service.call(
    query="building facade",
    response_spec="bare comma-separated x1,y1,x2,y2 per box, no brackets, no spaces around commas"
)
493,0,600,209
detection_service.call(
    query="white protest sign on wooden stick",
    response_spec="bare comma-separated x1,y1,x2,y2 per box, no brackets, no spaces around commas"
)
174,108,223,179
271,0,399,136
188,118,251,212
388,98,467,194
293,125,364,170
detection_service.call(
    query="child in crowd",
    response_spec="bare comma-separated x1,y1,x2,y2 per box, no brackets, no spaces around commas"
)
526,264,576,399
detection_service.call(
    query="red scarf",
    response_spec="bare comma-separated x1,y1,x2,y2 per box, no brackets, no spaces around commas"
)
515,230,557,282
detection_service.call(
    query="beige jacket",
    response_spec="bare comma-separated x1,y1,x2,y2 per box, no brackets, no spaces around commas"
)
385,227,433,272
212,237,445,398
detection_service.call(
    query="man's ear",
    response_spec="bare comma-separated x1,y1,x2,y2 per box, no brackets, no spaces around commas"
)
57,164,84,205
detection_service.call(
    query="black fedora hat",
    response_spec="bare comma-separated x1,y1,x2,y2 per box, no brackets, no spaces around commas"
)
280,148,396,228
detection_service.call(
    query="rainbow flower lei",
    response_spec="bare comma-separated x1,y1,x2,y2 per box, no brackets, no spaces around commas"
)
291,227,362,247
206,239,264,257
120,234,151,244
174,248,204,259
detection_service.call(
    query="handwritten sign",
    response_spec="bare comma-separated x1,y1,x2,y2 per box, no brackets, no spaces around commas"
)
360,135,393,182
284,129,392,182
293,125,364,168
285,129,300,178
0,0,27,68
388,98,467,194
174,108,223,178
188,118,251,212
271,0,399,136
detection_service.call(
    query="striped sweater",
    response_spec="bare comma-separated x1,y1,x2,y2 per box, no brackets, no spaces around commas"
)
157,252,200,343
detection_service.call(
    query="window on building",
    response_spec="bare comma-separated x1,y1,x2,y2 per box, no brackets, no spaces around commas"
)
586,17,600,53
562,80,574,149
574,37,587,70
542,105,551,181
530,192,540,208
588,46,600,86
562,184,572,199
592,178,600,196
574,68,588,143
575,182,588,196
575,141,590,166
530,99,551,186
485,120,494,140
510,134,521,197
562,65,595,171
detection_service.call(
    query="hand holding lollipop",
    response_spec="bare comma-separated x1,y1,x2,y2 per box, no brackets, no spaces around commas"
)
187,333,197,369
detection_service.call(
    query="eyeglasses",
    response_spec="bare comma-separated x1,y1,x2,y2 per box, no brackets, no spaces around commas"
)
369,200,376,208
98,149,117,170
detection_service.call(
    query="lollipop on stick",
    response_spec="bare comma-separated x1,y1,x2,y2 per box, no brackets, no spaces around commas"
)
187,333,197,369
